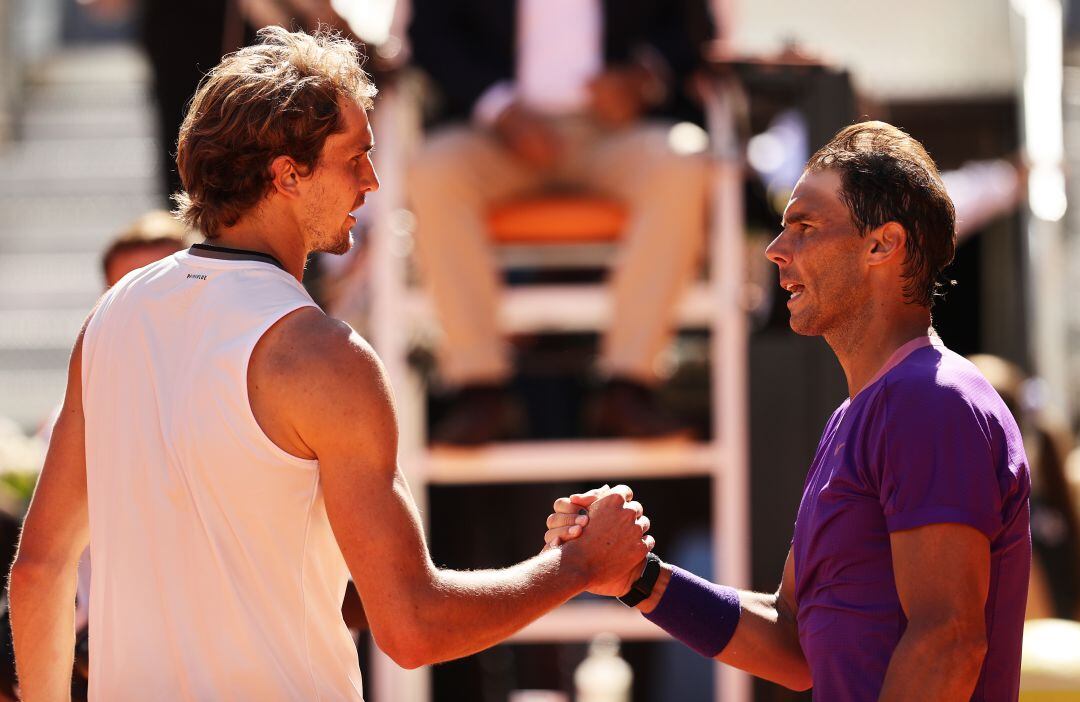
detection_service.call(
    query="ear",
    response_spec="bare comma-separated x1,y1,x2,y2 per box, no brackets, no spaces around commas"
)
268,155,303,198
866,221,907,267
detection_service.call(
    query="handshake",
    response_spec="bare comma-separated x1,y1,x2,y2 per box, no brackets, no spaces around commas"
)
539,484,656,600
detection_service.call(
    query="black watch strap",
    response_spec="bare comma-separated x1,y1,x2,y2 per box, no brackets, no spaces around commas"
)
617,552,662,607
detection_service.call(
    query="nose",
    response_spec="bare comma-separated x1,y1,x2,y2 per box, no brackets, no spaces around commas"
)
362,164,380,194
765,230,791,266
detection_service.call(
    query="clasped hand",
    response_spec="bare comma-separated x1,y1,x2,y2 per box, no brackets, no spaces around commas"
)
542,484,653,597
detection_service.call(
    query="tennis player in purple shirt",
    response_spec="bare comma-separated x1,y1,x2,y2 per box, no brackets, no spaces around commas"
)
546,121,1031,700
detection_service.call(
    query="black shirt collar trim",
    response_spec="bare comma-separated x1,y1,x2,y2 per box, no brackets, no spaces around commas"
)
188,243,287,272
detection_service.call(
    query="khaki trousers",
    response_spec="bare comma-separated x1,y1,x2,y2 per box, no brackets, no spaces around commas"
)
407,118,708,386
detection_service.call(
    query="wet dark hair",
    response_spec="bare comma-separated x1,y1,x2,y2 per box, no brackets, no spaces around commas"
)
806,121,956,307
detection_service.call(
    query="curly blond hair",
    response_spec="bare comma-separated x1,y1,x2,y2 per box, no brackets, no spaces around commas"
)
173,26,377,236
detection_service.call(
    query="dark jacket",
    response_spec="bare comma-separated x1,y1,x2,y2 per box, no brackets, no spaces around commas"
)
408,0,714,125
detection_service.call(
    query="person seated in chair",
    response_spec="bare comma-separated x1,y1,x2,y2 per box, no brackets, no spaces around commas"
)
407,0,715,445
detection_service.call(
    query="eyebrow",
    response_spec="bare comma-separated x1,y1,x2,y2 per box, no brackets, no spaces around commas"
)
780,211,807,228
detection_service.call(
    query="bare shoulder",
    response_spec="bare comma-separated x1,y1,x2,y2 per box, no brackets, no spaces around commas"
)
255,307,386,386
250,307,396,453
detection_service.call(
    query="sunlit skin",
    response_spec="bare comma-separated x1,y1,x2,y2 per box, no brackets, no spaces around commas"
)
768,169,868,338
213,96,379,280
765,168,932,398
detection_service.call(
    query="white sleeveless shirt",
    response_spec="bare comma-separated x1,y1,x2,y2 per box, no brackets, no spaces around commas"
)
81,246,363,701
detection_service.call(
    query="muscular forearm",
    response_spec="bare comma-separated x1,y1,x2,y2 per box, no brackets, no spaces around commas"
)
9,560,79,701
638,565,811,691
403,547,588,666
878,622,986,701
719,590,811,689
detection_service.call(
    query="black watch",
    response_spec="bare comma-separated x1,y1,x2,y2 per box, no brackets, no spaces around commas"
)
617,552,662,607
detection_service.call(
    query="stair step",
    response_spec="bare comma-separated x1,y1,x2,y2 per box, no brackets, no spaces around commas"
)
0,136,157,196
27,44,149,88
0,309,87,350
0,193,164,253
21,103,155,141
0,253,102,308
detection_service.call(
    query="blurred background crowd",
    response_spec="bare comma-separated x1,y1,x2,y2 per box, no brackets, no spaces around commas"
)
1,0,1080,701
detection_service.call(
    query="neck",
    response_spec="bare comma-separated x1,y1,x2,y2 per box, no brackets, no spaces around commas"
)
211,210,307,282
825,299,933,398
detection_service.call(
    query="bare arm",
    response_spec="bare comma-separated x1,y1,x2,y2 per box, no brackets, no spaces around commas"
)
9,326,91,701
261,311,651,668
877,524,989,701
547,497,811,690
716,548,809,689
639,549,810,691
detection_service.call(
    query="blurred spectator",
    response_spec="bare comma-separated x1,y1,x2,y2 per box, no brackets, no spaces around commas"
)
101,209,197,286
407,0,716,445
968,354,1080,621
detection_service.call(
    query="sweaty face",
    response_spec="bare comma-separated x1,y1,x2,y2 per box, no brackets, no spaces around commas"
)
765,169,869,337
298,99,379,255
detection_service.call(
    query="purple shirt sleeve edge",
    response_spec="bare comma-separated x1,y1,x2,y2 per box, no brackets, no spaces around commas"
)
885,506,999,540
